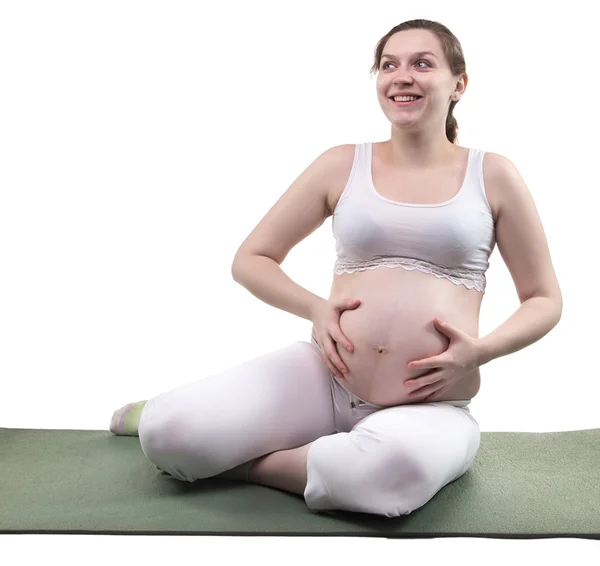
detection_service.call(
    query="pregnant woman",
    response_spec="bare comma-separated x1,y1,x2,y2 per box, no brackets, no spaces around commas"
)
109,20,562,517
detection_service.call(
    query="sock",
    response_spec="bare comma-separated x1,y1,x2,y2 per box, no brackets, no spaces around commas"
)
109,400,148,436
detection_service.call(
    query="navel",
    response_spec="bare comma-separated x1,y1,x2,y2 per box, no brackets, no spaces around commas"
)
372,345,388,355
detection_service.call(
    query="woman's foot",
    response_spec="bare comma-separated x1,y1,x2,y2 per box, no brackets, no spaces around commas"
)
109,400,148,436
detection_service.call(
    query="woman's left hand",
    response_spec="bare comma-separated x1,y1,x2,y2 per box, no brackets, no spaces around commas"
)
405,317,483,402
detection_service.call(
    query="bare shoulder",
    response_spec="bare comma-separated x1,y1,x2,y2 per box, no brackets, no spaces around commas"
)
320,143,357,217
482,151,516,224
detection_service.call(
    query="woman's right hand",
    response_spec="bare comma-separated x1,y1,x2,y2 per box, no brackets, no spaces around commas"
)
310,297,362,380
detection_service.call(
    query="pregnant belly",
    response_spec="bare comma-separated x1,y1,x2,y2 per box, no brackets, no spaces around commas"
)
325,267,483,407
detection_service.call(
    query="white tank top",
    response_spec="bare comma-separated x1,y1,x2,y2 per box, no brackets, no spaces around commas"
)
332,142,496,293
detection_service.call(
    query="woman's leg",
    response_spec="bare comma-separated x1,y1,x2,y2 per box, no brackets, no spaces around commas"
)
305,400,481,517
137,340,337,482
245,335,389,495
247,440,315,495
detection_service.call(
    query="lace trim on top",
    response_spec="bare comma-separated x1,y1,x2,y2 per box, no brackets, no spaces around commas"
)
333,257,486,293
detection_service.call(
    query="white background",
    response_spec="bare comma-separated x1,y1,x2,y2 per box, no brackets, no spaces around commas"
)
1,0,598,561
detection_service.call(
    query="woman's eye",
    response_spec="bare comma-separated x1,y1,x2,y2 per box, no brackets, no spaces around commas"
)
382,60,430,69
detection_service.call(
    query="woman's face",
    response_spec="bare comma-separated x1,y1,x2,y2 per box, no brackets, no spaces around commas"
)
375,29,466,130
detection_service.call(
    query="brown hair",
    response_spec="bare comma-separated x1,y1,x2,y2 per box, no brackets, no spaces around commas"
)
369,19,467,145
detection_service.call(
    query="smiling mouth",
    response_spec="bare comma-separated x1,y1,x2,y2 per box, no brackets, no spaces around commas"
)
389,96,424,106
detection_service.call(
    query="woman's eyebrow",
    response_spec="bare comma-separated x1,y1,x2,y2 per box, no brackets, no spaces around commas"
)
381,51,438,60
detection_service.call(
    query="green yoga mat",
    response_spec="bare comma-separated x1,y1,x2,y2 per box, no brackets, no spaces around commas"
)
1,427,599,538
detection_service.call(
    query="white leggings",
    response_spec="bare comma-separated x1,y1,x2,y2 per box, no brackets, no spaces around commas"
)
138,335,481,518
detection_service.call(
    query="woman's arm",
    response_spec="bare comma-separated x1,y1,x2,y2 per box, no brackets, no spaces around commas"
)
477,296,562,366
232,254,325,322
478,154,563,366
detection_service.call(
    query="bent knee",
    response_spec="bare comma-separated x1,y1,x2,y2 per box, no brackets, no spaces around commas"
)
306,438,435,517
139,411,193,463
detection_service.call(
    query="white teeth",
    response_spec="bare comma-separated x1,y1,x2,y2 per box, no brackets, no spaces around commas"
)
393,96,419,102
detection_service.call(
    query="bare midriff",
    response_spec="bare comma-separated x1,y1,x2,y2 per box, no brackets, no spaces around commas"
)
322,265,483,407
